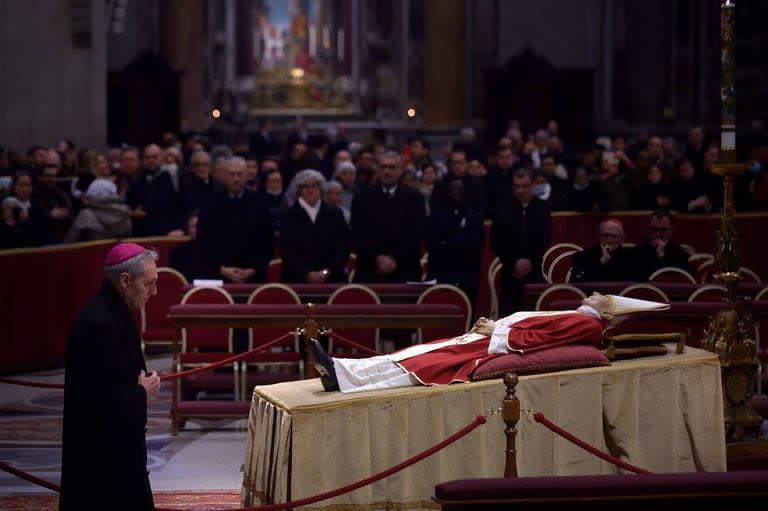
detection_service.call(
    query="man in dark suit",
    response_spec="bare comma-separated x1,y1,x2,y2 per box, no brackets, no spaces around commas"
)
197,157,275,283
351,150,426,283
491,168,551,316
426,178,485,306
60,243,161,511
632,209,694,280
249,118,280,161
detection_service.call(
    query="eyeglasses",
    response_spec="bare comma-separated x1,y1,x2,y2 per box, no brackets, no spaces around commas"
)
300,183,321,189
379,164,397,169
450,160,465,165
649,227,672,233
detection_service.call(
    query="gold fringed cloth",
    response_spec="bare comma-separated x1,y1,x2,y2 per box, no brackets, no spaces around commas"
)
241,345,726,511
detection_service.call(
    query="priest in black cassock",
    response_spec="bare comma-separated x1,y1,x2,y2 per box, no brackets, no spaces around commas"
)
197,157,275,283
59,243,161,511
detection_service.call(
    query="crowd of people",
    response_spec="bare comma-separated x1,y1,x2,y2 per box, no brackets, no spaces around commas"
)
1,118,767,309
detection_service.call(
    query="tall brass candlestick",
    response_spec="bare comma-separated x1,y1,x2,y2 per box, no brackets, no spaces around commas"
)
703,0,762,442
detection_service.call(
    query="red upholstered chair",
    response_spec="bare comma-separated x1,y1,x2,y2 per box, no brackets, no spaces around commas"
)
739,266,762,283
649,267,696,284
415,284,472,344
242,284,304,397
549,251,577,284
327,284,381,355
619,284,670,303
535,284,587,311
267,258,282,283
696,259,717,283
173,286,240,433
688,284,728,303
489,263,503,319
688,253,714,273
177,286,238,398
541,243,582,284
140,267,188,350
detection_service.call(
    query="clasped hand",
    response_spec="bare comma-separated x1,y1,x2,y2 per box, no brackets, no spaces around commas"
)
138,370,161,398
471,317,496,336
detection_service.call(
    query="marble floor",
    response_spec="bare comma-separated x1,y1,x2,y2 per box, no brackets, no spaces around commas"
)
0,352,248,497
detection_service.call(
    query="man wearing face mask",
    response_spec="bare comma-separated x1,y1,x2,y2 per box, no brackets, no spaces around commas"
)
571,219,634,282
126,143,185,236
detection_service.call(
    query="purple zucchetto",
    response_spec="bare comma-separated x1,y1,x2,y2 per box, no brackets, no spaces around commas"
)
105,243,146,267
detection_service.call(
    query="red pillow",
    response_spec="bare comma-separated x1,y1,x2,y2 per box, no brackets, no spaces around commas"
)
471,344,610,381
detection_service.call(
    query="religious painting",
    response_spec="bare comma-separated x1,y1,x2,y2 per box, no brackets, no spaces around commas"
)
250,0,359,114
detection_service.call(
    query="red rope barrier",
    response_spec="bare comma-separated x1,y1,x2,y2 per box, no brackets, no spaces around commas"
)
0,377,64,389
160,332,296,382
156,414,488,511
326,331,381,356
0,332,296,389
0,461,61,492
532,412,651,474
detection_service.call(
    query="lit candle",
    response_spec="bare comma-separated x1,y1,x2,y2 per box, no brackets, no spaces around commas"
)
720,0,736,151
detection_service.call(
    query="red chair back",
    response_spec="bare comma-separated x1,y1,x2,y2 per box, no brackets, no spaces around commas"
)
739,267,762,283
416,284,472,343
535,284,587,311
489,263,503,319
619,284,670,303
549,251,577,283
649,267,696,284
246,284,301,349
141,267,188,345
541,243,582,283
327,284,381,354
268,258,282,283
180,286,234,352
244,284,303,391
696,260,717,283
688,285,728,303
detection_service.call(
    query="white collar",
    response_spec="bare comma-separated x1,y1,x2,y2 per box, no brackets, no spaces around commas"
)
298,197,321,223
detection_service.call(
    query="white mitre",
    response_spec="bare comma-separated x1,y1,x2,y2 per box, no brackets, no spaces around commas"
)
602,295,670,320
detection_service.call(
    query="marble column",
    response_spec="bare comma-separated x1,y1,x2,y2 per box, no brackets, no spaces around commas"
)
423,0,466,125
160,0,206,131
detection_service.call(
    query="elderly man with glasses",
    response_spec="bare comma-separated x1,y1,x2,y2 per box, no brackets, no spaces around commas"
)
571,218,635,282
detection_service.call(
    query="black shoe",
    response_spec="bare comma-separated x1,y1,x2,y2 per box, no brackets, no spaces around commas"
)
308,338,339,391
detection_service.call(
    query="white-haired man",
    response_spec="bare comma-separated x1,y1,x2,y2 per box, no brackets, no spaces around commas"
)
310,293,669,393
60,243,161,510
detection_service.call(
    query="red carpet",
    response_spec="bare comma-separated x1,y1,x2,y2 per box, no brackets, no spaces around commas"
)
0,490,241,510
